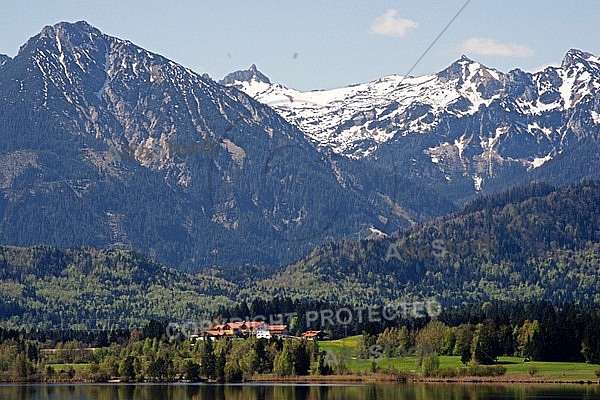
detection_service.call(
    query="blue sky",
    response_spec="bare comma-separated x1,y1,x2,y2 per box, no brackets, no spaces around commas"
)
1,1,598,91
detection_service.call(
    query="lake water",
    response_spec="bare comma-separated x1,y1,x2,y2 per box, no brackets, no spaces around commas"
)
1,383,599,400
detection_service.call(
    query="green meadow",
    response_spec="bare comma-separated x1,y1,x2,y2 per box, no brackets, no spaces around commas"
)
317,336,600,381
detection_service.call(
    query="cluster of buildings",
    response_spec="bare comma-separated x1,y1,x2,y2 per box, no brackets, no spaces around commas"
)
190,321,327,341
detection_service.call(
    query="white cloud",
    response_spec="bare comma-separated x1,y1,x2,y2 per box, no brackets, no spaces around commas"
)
370,9,419,38
460,37,534,58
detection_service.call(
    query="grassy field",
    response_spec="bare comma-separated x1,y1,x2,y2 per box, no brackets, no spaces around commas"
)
317,336,600,381
318,336,421,373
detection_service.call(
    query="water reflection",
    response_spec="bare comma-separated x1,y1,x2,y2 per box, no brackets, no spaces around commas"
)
0,383,598,400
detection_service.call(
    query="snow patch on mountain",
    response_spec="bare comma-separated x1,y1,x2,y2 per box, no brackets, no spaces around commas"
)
531,153,553,168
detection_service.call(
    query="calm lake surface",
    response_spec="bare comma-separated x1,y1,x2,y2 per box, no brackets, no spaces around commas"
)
1,383,599,400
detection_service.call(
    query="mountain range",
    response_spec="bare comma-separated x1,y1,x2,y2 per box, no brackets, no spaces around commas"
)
0,21,598,272
222,50,600,199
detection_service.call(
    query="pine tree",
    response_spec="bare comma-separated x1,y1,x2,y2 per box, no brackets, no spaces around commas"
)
215,348,226,382
582,315,600,363
292,340,311,376
183,360,201,382
200,338,216,380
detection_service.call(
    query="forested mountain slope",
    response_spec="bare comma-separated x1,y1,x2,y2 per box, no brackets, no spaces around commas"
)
0,183,598,329
245,181,600,305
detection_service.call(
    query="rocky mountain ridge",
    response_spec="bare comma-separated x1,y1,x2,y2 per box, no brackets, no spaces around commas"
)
223,49,600,195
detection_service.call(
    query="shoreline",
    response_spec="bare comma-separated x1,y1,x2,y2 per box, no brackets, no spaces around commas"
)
249,375,600,385
3,375,598,385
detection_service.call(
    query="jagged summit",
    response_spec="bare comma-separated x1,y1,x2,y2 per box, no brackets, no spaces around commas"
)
20,21,103,55
219,64,271,86
43,20,99,34
436,54,492,82
561,48,599,69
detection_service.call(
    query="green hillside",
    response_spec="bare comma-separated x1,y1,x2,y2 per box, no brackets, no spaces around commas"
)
0,246,236,329
243,181,600,305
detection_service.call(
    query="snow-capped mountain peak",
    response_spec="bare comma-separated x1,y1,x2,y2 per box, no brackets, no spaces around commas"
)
223,50,600,191
561,48,600,69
